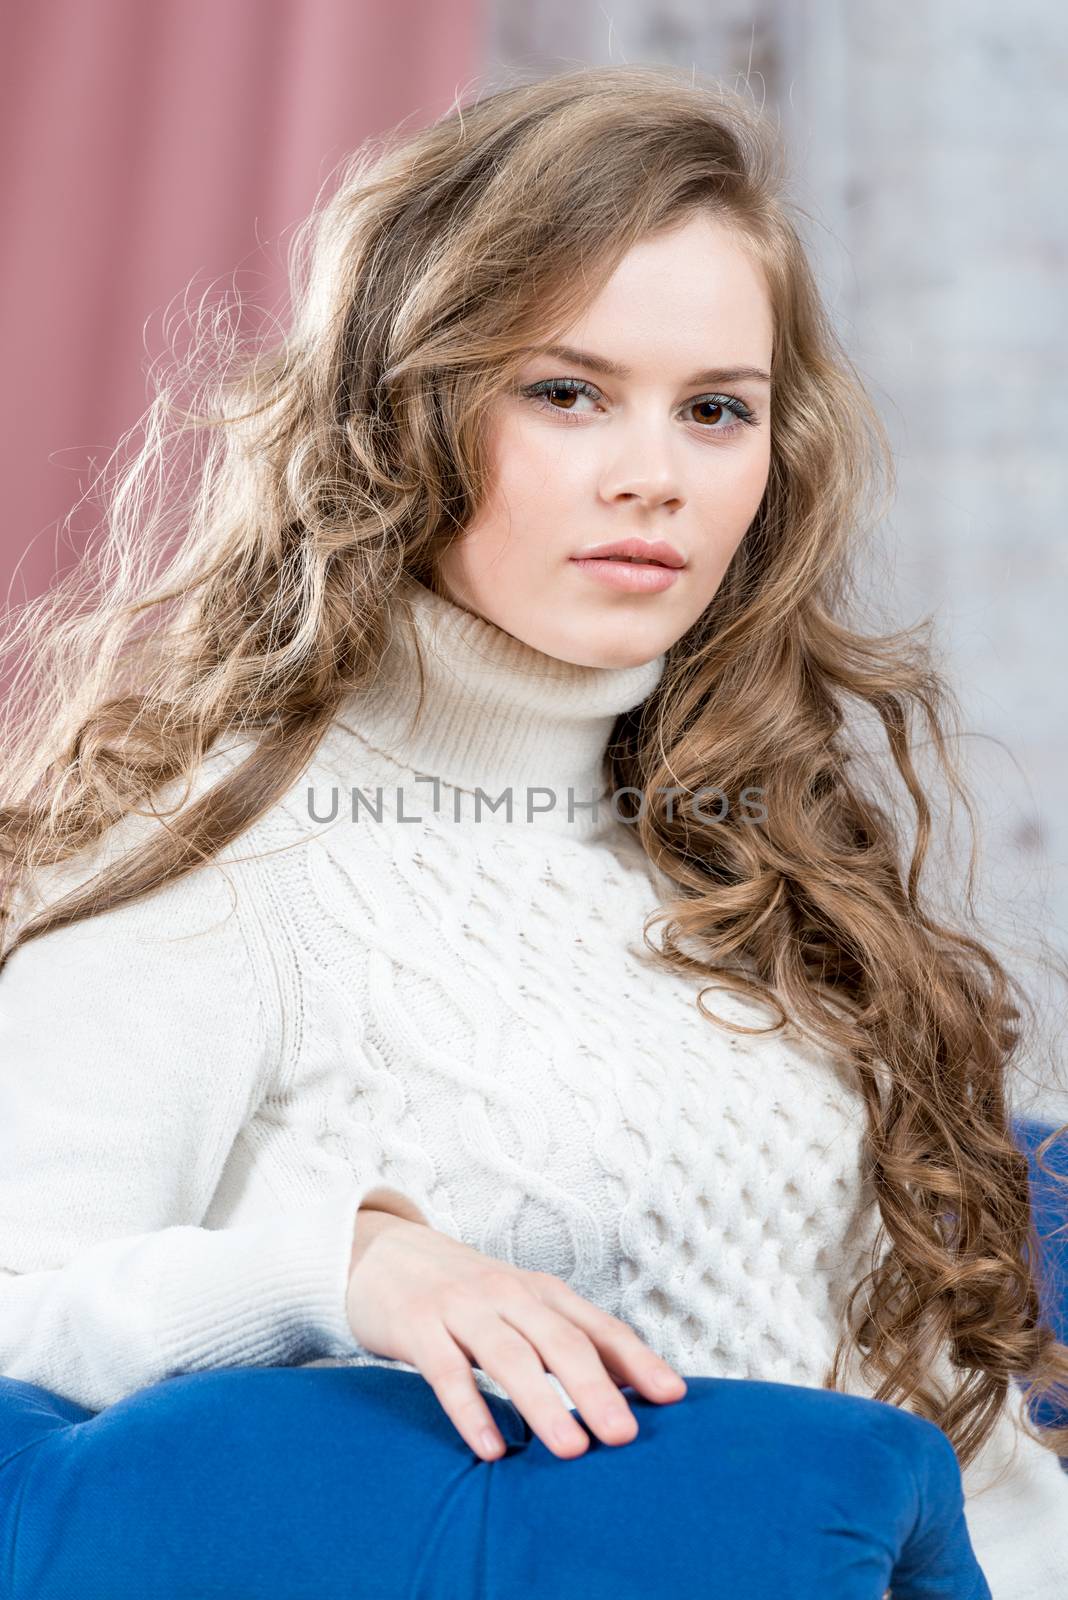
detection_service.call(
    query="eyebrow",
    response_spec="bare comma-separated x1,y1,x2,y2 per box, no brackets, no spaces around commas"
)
519,342,772,387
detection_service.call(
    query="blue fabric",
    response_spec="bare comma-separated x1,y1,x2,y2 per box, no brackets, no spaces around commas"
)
1010,1115,1068,1442
0,1364,990,1598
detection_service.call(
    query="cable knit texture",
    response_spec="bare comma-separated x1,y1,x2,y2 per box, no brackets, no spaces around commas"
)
2,572,1065,1595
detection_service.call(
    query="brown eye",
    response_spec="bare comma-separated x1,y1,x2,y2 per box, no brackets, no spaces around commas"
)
686,393,758,435
547,383,580,410
519,377,599,417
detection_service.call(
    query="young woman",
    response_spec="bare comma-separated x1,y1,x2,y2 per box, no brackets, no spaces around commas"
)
1,63,1065,1598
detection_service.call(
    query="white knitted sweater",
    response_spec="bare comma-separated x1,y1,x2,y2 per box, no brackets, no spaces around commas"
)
2,574,1066,1595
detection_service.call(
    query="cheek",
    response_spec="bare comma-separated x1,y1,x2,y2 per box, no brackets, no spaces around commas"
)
501,419,582,500
700,442,770,519
477,423,583,537
446,458,546,570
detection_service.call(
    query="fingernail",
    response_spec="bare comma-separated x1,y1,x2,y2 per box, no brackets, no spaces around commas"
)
480,1429,503,1456
653,1371,684,1393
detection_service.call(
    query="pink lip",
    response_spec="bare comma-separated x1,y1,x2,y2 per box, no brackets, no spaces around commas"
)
569,558,680,593
572,537,686,568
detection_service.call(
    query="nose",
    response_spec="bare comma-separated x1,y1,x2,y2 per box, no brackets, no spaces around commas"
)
597,433,685,513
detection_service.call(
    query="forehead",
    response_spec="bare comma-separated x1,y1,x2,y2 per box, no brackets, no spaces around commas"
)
540,218,773,369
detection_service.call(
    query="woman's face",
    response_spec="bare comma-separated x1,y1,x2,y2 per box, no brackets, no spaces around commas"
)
432,211,774,668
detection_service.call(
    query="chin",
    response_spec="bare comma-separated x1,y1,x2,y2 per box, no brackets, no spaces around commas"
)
548,636,664,671
567,617,673,671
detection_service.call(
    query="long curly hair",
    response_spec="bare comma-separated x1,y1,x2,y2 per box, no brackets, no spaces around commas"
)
2,62,1066,1472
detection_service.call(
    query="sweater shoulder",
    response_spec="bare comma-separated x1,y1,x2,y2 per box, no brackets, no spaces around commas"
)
3,731,356,1106
15,727,356,926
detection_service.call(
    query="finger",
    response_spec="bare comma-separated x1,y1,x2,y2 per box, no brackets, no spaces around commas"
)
410,1319,510,1462
529,1272,688,1402
487,1291,644,1448
444,1297,594,1459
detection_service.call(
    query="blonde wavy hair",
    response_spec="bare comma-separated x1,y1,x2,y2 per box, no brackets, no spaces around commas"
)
3,63,1067,1472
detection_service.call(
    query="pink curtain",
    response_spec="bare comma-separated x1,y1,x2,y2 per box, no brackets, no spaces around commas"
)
0,0,485,614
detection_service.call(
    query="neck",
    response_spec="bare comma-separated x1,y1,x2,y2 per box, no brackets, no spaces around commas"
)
331,575,668,840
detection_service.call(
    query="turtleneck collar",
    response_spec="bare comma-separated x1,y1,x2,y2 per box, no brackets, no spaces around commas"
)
330,574,668,840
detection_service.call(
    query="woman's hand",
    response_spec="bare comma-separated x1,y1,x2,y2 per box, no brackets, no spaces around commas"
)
347,1205,687,1462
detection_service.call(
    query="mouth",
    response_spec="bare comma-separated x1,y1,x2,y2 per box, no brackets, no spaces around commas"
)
568,551,683,592
569,540,686,569
586,555,671,567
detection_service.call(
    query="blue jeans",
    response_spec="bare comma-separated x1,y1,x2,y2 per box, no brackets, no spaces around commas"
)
0,1366,989,1598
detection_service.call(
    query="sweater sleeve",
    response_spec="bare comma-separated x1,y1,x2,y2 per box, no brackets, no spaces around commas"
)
0,851,400,1414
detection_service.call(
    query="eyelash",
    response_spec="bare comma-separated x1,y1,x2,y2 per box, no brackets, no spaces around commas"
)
518,377,760,437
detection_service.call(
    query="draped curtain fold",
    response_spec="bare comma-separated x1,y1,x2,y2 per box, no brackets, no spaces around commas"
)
0,0,484,610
